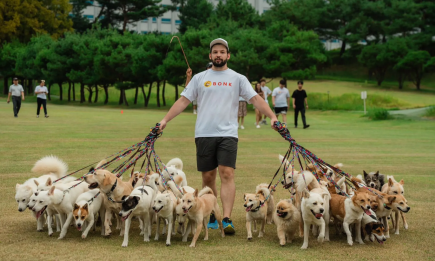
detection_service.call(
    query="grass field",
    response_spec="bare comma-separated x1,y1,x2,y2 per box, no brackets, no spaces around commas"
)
1,102,435,260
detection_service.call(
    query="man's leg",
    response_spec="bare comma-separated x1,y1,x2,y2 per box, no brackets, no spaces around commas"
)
42,99,48,116
282,111,287,124
12,97,18,116
294,108,299,127
37,98,42,116
202,169,217,196
218,165,235,219
241,116,244,126
301,108,307,127
16,97,21,115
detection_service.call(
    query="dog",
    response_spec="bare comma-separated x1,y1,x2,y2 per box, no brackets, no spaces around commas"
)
73,189,106,239
83,163,134,236
167,176,195,199
300,188,329,249
15,155,69,231
119,179,158,247
153,190,177,246
363,171,385,190
273,199,301,246
28,191,62,234
181,187,225,247
381,176,408,234
243,186,271,240
256,183,275,224
361,209,386,244
329,190,371,246
162,158,187,187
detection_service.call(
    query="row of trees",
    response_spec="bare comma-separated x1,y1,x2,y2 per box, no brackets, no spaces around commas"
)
0,22,327,106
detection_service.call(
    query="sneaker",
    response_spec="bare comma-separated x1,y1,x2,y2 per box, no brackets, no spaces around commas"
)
295,126,297,128
256,125,260,129
303,125,310,129
241,125,245,130
36,115,39,118
45,115,49,118
207,213,219,230
193,110,197,114
262,119,267,125
222,217,235,235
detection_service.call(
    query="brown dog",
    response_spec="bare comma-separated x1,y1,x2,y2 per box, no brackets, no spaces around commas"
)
273,199,301,246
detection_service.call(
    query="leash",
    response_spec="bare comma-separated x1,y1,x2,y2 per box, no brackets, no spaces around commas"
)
166,36,190,69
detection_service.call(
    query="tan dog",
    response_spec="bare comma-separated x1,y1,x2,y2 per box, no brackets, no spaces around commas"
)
256,183,275,224
330,191,371,246
244,186,270,240
181,187,225,247
84,167,133,236
382,176,408,234
273,199,301,246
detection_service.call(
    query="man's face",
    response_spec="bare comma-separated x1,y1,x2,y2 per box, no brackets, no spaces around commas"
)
260,81,265,87
209,45,230,68
298,83,303,89
279,84,285,88
13,80,18,85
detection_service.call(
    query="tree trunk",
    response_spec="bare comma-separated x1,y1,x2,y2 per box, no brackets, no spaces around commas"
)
103,85,109,104
80,82,85,103
141,85,147,107
119,88,123,105
175,84,179,101
87,86,93,103
122,89,129,106
339,40,346,57
3,77,8,95
94,84,98,103
68,82,71,101
48,84,52,100
59,82,63,101
162,80,166,106
73,82,76,101
28,79,32,94
145,82,153,107
156,81,161,107
134,86,139,105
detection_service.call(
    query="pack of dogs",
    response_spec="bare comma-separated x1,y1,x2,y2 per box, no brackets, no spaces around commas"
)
15,155,410,249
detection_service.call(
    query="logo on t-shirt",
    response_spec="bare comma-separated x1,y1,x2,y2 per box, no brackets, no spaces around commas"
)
204,81,211,87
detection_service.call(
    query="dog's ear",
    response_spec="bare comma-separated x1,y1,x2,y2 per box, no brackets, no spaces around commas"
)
302,189,310,199
45,177,52,186
34,180,39,186
182,188,187,194
243,193,246,201
388,196,396,204
364,223,372,237
122,195,128,201
388,178,394,187
400,179,405,186
133,196,140,204
74,203,80,210
48,186,55,196
363,171,368,178
194,189,198,198
374,171,379,178
89,167,95,172
16,183,21,190
82,203,88,210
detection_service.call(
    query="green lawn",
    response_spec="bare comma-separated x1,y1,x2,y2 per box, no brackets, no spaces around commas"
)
1,102,434,260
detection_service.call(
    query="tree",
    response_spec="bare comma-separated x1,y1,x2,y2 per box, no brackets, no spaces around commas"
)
98,0,169,32
212,0,260,28
394,51,432,90
178,0,213,33
69,0,93,33
0,41,24,95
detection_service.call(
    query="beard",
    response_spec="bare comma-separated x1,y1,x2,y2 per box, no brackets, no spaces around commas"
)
212,57,228,67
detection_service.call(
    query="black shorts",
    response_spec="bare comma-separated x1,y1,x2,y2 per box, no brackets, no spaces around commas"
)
274,106,288,115
195,137,238,172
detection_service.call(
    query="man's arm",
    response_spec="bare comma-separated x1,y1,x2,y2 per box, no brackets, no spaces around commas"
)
272,96,275,107
305,97,308,109
287,97,290,107
158,96,191,131
250,95,278,129
21,91,25,100
7,92,11,103
292,98,296,109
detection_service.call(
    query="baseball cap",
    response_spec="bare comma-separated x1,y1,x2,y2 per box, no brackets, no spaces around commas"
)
13,77,18,80
210,38,229,52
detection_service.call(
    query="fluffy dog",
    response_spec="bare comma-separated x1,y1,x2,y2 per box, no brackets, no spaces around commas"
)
181,187,225,247
382,176,408,234
28,191,61,234
162,158,187,187
363,171,385,190
256,183,275,224
273,199,301,246
361,209,386,244
73,190,106,239
153,190,177,246
300,189,328,249
119,181,158,247
330,191,372,246
244,186,271,240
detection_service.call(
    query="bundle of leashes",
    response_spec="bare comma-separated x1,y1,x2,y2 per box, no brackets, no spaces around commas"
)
51,123,183,205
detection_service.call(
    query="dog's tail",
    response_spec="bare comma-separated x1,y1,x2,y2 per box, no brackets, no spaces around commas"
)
351,177,364,189
198,186,214,197
256,187,271,202
256,183,274,195
333,163,344,169
296,171,317,192
167,180,182,198
31,155,68,177
356,175,366,186
96,159,107,169
166,158,183,170
278,154,291,169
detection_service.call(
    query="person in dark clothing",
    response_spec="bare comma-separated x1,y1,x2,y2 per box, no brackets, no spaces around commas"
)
291,81,310,129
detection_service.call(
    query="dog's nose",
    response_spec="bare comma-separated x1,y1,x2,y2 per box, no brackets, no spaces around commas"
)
77,223,81,227
370,184,375,188
118,212,122,217
367,206,371,209
320,208,324,213
407,207,411,211
383,238,386,241
243,204,247,207
18,208,23,212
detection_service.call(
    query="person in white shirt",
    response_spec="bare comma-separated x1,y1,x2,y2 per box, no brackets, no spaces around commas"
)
272,79,290,125
7,78,25,118
260,79,272,125
158,38,277,235
238,96,247,129
34,80,49,118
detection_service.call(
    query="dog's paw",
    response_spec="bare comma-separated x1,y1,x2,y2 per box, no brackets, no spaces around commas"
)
57,236,64,240
248,237,252,241
144,238,150,242
48,232,53,237
166,243,171,246
404,224,409,230
82,234,87,239
385,235,390,239
140,231,144,236
317,235,324,243
122,242,128,247
258,234,263,238
189,244,196,248
358,240,365,245
347,240,353,246
301,244,308,249
253,229,257,233
280,244,286,247
37,229,43,232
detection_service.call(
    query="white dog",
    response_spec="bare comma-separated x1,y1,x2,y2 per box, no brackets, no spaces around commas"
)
162,158,187,187
73,190,106,239
153,190,177,246
300,189,328,249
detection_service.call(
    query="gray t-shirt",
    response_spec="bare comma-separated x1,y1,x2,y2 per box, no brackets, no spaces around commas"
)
261,86,272,103
181,68,257,138
35,86,49,99
272,87,290,107
9,84,24,96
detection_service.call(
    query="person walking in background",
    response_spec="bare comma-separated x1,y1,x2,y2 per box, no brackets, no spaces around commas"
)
7,78,25,118
292,80,310,129
272,79,290,125
259,79,272,125
254,82,265,129
35,80,49,118
238,96,247,129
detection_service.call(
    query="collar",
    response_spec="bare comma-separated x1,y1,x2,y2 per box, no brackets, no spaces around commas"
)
106,179,118,202
384,203,391,210
250,205,261,212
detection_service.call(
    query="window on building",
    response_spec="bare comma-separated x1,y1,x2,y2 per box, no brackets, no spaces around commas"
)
152,18,157,23
175,20,181,25
162,32,171,35
162,18,171,24
142,31,148,34
84,14,94,20
142,19,148,23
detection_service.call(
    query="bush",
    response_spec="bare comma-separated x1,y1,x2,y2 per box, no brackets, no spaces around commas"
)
425,106,435,117
368,108,393,120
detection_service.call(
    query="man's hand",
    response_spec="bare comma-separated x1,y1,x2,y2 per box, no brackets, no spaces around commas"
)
186,68,192,78
293,104,296,109
306,105,309,109
158,119,167,132
270,116,279,130
272,103,275,107
22,97,25,101
7,99,10,104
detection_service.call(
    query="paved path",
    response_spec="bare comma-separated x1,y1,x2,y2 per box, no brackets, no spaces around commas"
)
389,107,430,117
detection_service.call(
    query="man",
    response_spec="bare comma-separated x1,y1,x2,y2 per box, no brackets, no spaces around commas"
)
259,79,272,125
272,79,290,125
7,78,25,118
292,80,310,129
158,38,277,235
35,80,49,118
